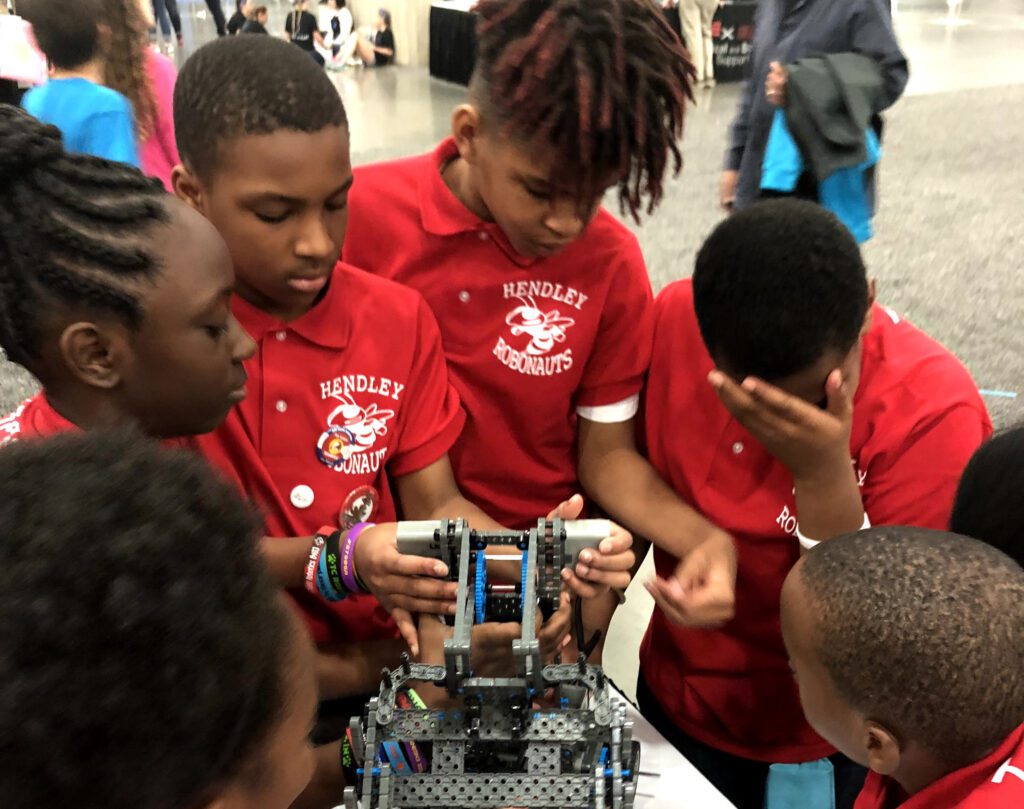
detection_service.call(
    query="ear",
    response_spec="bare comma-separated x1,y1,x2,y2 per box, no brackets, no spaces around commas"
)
171,164,207,213
451,104,483,165
58,323,125,390
863,720,902,777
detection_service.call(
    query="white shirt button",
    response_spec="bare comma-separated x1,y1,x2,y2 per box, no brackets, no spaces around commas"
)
275,400,288,413
290,485,315,509
275,330,287,342
478,231,488,241
732,441,744,455
458,290,471,303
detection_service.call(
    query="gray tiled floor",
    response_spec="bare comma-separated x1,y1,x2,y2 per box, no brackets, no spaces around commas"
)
4,0,1024,701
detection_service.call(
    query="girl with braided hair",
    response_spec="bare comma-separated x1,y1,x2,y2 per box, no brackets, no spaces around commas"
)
0,103,255,441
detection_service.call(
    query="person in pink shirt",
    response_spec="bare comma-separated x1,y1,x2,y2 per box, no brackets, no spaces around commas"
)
102,0,180,190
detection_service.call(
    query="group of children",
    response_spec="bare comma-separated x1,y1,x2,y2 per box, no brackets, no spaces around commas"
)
0,1,1021,808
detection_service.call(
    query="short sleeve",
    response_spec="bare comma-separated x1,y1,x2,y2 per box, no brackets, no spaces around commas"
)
387,297,467,477
87,106,140,168
861,404,991,530
575,233,655,409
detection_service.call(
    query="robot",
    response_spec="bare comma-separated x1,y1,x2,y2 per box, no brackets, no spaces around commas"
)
343,519,641,809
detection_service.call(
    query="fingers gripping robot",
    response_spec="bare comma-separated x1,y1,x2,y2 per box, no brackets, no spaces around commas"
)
344,519,641,809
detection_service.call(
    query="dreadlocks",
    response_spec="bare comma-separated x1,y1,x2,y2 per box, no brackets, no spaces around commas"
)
472,0,693,220
0,104,169,372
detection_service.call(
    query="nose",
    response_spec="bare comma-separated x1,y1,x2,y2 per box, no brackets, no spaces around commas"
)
543,198,586,241
294,211,337,262
229,315,257,362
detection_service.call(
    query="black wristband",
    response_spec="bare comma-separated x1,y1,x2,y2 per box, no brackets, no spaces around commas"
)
322,529,345,595
341,727,360,785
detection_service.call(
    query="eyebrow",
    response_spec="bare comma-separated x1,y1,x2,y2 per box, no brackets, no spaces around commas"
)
246,177,355,205
191,284,234,319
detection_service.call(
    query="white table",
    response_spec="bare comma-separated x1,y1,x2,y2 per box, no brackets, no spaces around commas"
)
619,690,738,809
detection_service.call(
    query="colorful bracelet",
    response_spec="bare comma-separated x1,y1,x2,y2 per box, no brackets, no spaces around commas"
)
340,727,359,785
340,521,375,594
303,534,326,597
308,526,346,602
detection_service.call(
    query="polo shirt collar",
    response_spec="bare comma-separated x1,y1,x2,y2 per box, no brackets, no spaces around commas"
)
33,395,77,434
418,138,539,268
231,262,352,349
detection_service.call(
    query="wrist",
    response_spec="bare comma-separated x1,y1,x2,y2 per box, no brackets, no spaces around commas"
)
791,451,855,491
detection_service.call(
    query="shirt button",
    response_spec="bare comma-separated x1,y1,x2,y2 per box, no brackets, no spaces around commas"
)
275,330,287,342
732,441,744,455
458,290,470,303
275,400,288,413
290,485,315,509
478,231,488,241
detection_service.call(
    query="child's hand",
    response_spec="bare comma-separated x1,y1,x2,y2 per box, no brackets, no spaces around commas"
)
646,530,737,628
544,495,636,598
708,368,854,484
470,593,573,675
765,61,788,105
561,522,635,599
354,524,458,655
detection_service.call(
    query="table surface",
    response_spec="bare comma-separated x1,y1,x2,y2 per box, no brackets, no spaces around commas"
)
431,0,475,13
619,689,738,809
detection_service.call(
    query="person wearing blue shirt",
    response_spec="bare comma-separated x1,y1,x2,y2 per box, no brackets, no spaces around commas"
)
20,0,139,167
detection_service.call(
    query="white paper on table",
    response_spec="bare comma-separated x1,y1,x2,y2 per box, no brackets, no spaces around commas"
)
615,689,739,809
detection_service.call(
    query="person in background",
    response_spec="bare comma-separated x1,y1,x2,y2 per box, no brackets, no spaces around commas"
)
0,431,319,809
203,0,228,37
150,0,184,54
227,0,251,34
19,0,139,166
680,0,718,87
242,5,269,34
720,0,906,211
318,0,352,57
286,0,327,66
339,7,394,67
781,527,1024,809
102,0,180,190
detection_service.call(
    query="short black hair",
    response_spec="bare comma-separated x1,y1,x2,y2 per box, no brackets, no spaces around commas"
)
950,425,1024,567
0,431,290,809
20,0,103,70
174,35,348,180
471,0,692,222
0,104,170,375
693,199,869,381
800,526,1024,767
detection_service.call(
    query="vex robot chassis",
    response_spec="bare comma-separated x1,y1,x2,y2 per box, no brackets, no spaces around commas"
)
343,519,641,809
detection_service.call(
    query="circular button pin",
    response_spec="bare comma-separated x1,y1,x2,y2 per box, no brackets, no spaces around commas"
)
290,485,314,509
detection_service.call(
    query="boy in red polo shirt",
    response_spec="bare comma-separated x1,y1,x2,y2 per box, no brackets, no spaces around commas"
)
782,527,1024,809
342,0,692,545
170,36,633,708
591,200,991,809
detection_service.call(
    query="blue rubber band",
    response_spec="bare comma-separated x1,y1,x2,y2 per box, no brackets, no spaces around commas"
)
474,551,487,624
520,548,528,616
381,741,412,775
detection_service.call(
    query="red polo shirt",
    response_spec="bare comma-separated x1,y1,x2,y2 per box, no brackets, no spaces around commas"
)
641,280,991,762
0,394,76,443
196,262,465,645
855,724,1024,809
343,138,654,528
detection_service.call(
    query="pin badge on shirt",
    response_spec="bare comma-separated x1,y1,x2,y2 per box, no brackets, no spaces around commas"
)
339,485,379,530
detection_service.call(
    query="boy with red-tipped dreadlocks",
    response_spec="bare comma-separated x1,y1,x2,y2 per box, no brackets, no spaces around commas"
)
344,0,692,655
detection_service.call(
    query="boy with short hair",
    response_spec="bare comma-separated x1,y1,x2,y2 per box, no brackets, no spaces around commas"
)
596,199,991,809
950,426,1024,566
781,526,1024,809
19,0,139,165
0,430,319,809
170,36,632,700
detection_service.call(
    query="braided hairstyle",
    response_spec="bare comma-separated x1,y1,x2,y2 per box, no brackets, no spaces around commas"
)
0,105,169,373
472,0,693,220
